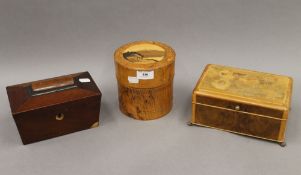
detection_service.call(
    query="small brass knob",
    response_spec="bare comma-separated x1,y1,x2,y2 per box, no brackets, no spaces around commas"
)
55,113,64,121
235,105,240,111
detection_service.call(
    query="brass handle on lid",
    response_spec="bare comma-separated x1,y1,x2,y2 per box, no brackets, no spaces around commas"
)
55,113,64,121
235,105,241,111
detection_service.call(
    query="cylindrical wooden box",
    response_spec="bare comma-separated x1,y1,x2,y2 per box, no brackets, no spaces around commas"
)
114,41,176,120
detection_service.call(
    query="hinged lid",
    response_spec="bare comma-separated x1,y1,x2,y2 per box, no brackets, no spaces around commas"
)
6,72,101,115
194,64,293,110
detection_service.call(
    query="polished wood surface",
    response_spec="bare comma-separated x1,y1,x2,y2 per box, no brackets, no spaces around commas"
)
194,99,282,141
114,41,175,120
6,72,102,144
14,96,100,144
196,64,293,108
196,95,284,119
191,64,293,143
32,76,74,92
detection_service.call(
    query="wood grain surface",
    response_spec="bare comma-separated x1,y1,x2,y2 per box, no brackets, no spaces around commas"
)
194,102,283,141
118,83,173,120
191,64,293,143
6,72,102,144
114,41,175,120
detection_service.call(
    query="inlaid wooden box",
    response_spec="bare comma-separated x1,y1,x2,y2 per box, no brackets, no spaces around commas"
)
6,72,102,144
114,41,175,120
189,64,293,146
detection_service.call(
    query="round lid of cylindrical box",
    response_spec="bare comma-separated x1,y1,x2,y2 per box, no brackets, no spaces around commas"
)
114,41,175,88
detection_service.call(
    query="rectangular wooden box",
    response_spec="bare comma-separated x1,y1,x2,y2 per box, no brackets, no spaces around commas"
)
6,72,102,144
190,64,293,145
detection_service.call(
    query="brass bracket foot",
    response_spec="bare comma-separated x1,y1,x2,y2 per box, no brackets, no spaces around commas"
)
279,142,286,147
187,122,194,126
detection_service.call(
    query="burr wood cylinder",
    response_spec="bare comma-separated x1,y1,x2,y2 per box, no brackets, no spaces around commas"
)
114,41,175,120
